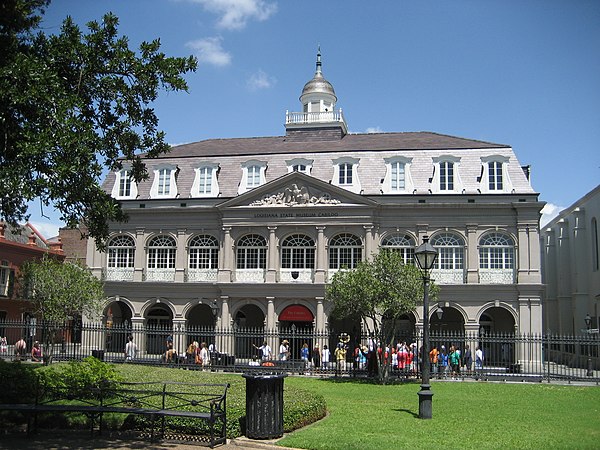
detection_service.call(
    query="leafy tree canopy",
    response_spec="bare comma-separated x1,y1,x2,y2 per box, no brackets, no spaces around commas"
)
0,0,197,249
326,249,439,381
20,254,105,323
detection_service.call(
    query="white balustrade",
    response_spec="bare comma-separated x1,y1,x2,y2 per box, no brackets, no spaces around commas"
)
145,268,176,282
235,269,266,283
479,269,515,284
430,268,466,284
104,268,135,282
286,109,345,125
186,269,218,282
279,269,314,283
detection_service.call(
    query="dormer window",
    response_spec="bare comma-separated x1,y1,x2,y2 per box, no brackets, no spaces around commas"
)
150,164,178,198
286,158,313,175
238,160,267,194
383,156,414,194
191,163,219,197
332,157,361,194
111,168,138,199
431,156,463,193
480,156,512,193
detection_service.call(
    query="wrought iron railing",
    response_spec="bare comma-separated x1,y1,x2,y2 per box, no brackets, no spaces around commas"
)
0,320,597,382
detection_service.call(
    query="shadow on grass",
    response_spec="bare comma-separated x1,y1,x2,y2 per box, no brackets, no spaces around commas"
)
392,408,419,418
316,375,421,386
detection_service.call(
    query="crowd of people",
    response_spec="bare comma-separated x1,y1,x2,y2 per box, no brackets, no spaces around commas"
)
0,336,44,362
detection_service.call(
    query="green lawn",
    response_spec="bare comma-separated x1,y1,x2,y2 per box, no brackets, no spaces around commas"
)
279,378,600,450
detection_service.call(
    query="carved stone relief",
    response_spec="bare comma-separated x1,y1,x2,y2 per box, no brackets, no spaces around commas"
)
250,183,341,206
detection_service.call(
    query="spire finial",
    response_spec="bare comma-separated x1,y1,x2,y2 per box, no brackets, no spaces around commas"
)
316,45,322,75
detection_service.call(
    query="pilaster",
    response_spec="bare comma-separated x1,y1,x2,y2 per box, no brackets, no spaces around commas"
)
266,227,278,283
466,224,478,284
315,226,326,283
219,227,233,282
175,228,187,282
134,227,146,282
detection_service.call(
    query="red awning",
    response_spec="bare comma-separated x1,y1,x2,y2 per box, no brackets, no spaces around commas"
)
279,305,314,322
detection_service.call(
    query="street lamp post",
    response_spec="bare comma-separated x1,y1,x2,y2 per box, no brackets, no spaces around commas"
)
414,236,438,419
585,314,593,377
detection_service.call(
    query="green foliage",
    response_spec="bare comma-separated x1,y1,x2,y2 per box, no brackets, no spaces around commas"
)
0,0,197,249
40,356,122,398
0,359,39,404
20,255,105,323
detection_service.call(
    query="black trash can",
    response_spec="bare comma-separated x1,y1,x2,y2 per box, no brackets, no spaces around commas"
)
91,350,105,361
243,373,287,439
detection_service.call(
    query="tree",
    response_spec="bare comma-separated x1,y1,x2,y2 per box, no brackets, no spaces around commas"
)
0,0,197,249
326,249,439,382
20,254,105,364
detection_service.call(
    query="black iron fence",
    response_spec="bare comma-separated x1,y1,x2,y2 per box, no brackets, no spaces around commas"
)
0,320,598,383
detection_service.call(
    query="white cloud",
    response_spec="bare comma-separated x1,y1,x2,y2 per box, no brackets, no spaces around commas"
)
247,69,276,91
188,0,277,30
540,202,564,228
185,37,231,66
29,221,61,239
365,126,382,134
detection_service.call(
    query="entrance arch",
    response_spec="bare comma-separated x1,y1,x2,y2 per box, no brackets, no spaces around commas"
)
479,307,517,367
233,304,265,359
186,304,217,350
430,306,465,353
103,301,133,352
146,304,173,355
328,315,361,363
279,305,314,361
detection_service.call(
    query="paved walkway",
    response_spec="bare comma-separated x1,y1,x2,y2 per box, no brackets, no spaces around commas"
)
0,432,296,450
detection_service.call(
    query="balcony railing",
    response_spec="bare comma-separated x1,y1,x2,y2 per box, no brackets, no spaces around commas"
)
144,268,176,282
235,269,266,283
285,109,345,125
479,268,515,284
103,268,134,282
431,268,466,284
186,269,218,283
279,269,314,283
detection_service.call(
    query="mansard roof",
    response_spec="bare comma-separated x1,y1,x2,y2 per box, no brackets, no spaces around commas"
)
162,131,508,159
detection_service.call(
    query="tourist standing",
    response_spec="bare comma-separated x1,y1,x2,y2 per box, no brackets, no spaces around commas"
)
321,345,330,370
125,335,138,361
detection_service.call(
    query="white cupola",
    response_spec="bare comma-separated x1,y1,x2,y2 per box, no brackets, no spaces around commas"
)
285,47,348,139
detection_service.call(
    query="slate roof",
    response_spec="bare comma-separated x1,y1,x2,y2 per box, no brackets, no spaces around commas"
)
160,131,508,159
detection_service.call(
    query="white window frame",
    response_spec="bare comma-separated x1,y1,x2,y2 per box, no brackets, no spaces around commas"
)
480,155,513,193
281,234,315,269
147,235,177,269
382,156,414,194
107,235,135,269
111,168,138,200
0,260,11,297
380,233,415,265
150,164,179,198
431,156,463,193
479,233,515,270
329,233,363,269
238,160,267,194
191,163,220,197
286,158,313,175
332,157,361,194
236,234,267,269
188,235,219,269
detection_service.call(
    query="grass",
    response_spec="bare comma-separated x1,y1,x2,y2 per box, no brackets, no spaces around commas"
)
279,378,600,450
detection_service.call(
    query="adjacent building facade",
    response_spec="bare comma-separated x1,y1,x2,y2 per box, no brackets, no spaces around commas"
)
86,52,545,358
541,184,600,335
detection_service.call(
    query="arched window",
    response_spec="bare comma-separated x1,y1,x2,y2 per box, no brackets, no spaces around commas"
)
431,233,464,270
281,234,315,269
329,233,363,269
147,235,176,269
236,234,267,269
479,233,514,269
107,235,135,268
189,235,219,269
381,234,415,265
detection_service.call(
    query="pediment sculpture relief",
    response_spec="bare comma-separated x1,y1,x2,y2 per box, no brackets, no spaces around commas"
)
250,183,341,206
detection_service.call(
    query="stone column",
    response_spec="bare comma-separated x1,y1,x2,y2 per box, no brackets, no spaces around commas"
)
175,228,187,282
572,208,589,332
217,296,233,355
557,219,572,334
133,227,146,282
465,224,478,284
543,229,558,333
266,227,278,283
315,226,327,283
363,225,374,261
219,227,233,282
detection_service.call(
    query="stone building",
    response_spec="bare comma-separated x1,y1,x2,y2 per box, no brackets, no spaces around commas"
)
86,51,544,357
541,184,600,335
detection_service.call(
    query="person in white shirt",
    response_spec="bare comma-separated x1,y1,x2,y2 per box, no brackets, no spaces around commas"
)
253,341,272,361
125,335,137,361
279,340,290,361
475,346,484,370
321,345,330,370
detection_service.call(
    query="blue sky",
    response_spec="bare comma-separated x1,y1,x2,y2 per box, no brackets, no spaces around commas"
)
29,0,600,237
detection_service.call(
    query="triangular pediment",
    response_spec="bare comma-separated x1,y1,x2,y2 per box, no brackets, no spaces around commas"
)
217,172,377,209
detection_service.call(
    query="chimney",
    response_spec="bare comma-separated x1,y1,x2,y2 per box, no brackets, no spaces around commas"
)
28,232,37,246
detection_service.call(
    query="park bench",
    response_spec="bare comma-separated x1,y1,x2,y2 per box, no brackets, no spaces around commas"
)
0,380,230,448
